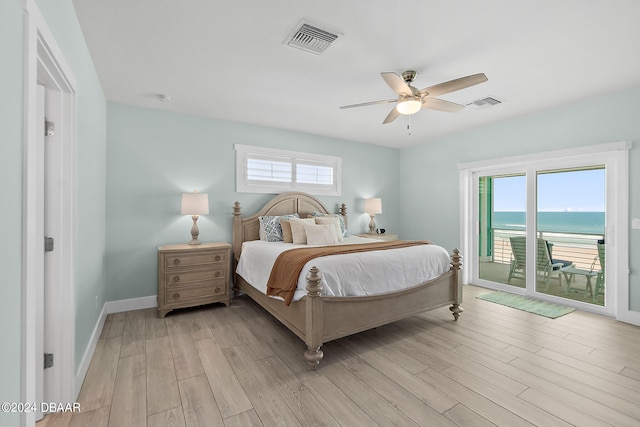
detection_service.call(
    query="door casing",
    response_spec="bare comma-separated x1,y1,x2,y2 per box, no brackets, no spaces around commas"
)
458,141,631,320
23,1,77,425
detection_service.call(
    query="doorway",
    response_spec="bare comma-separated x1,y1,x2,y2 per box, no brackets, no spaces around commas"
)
24,2,77,424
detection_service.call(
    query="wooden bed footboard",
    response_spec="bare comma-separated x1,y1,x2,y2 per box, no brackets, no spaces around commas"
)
300,249,462,369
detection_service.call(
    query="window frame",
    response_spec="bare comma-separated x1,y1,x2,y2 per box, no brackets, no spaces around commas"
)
235,144,342,196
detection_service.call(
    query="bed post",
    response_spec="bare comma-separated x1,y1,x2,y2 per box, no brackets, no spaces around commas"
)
449,248,464,321
232,201,243,295
304,266,324,369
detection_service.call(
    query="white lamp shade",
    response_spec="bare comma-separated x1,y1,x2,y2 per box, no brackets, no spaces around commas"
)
364,198,382,215
181,192,209,215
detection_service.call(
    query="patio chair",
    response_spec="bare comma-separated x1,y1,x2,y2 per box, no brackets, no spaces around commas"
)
546,241,573,269
508,236,565,288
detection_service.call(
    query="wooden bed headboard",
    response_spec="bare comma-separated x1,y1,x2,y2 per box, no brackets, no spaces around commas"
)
232,191,347,262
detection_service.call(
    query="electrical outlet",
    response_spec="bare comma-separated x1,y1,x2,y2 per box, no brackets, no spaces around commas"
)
633,218,640,230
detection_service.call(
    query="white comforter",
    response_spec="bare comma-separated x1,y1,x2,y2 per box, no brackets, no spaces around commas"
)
235,235,451,302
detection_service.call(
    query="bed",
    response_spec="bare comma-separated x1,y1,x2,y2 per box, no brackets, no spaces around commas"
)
232,191,462,369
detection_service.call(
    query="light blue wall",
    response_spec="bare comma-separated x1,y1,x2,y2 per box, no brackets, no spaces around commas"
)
1,1,27,424
399,85,640,312
106,103,400,301
0,2,106,422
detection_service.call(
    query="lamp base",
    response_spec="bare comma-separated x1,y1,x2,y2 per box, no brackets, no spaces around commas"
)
368,214,377,234
188,215,202,245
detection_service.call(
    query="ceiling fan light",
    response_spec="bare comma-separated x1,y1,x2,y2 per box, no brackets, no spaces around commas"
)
396,98,422,115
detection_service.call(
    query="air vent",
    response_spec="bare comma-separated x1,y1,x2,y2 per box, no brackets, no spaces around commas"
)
470,97,502,109
285,21,340,55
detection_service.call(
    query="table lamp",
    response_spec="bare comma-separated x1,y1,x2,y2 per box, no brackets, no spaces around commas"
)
364,198,382,234
181,191,209,245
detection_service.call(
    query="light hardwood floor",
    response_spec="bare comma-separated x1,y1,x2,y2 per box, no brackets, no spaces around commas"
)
38,285,640,427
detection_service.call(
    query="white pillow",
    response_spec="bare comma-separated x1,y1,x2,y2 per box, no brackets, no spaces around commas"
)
314,216,343,242
288,218,316,244
312,211,347,236
304,224,339,245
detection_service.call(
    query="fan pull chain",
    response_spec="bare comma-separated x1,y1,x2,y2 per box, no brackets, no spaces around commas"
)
407,116,412,135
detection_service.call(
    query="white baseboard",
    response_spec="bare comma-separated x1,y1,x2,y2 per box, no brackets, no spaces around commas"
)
74,295,158,397
105,295,157,314
618,308,640,326
74,303,107,398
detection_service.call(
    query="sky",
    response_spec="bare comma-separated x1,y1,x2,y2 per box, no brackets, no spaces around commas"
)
492,168,605,212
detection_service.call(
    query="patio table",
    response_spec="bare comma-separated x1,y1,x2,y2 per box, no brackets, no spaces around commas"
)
560,266,598,297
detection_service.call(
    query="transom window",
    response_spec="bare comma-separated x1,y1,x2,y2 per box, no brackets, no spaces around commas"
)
235,144,341,196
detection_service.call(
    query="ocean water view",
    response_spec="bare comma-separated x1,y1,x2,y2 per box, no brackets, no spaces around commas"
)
493,211,605,235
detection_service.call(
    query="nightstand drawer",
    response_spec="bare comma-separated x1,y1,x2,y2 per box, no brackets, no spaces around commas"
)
164,268,225,285
164,250,227,269
166,279,227,303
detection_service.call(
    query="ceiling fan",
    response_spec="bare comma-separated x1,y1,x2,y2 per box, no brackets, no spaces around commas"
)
339,70,488,124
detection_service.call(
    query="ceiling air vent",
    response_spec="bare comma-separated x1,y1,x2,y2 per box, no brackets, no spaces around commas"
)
470,97,502,109
285,21,340,55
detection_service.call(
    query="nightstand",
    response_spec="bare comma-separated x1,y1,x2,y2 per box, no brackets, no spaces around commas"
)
357,233,399,241
157,242,231,318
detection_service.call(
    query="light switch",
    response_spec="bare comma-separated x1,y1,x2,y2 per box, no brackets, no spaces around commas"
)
633,218,640,229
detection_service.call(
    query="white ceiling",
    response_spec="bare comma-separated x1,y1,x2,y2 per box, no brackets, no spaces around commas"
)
72,0,640,149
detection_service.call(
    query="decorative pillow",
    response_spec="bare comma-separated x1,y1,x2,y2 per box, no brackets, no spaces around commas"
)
258,213,299,242
314,216,344,242
288,218,316,244
280,219,293,243
312,211,347,237
304,224,339,245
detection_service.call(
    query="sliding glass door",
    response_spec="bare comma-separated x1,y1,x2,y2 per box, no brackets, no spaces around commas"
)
476,166,606,307
461,142,630,318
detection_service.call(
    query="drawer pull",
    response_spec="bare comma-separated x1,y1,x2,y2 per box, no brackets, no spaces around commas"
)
173,258,181,265
214,271,221,278
215,255,221,261
173,292,180,299
214,287,221,293
173,275,180,282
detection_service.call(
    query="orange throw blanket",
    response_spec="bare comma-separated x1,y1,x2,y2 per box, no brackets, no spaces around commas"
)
266,240,431,305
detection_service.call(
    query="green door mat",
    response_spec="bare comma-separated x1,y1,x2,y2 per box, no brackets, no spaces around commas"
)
477,291,575,318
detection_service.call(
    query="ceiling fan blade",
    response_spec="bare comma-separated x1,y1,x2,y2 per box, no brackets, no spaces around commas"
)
339,99,396,109
382,107,400,124
422,97,465,112
381,72,412,96
419,73,488,97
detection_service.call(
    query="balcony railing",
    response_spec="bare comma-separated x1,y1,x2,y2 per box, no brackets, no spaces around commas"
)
490,228,603,271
